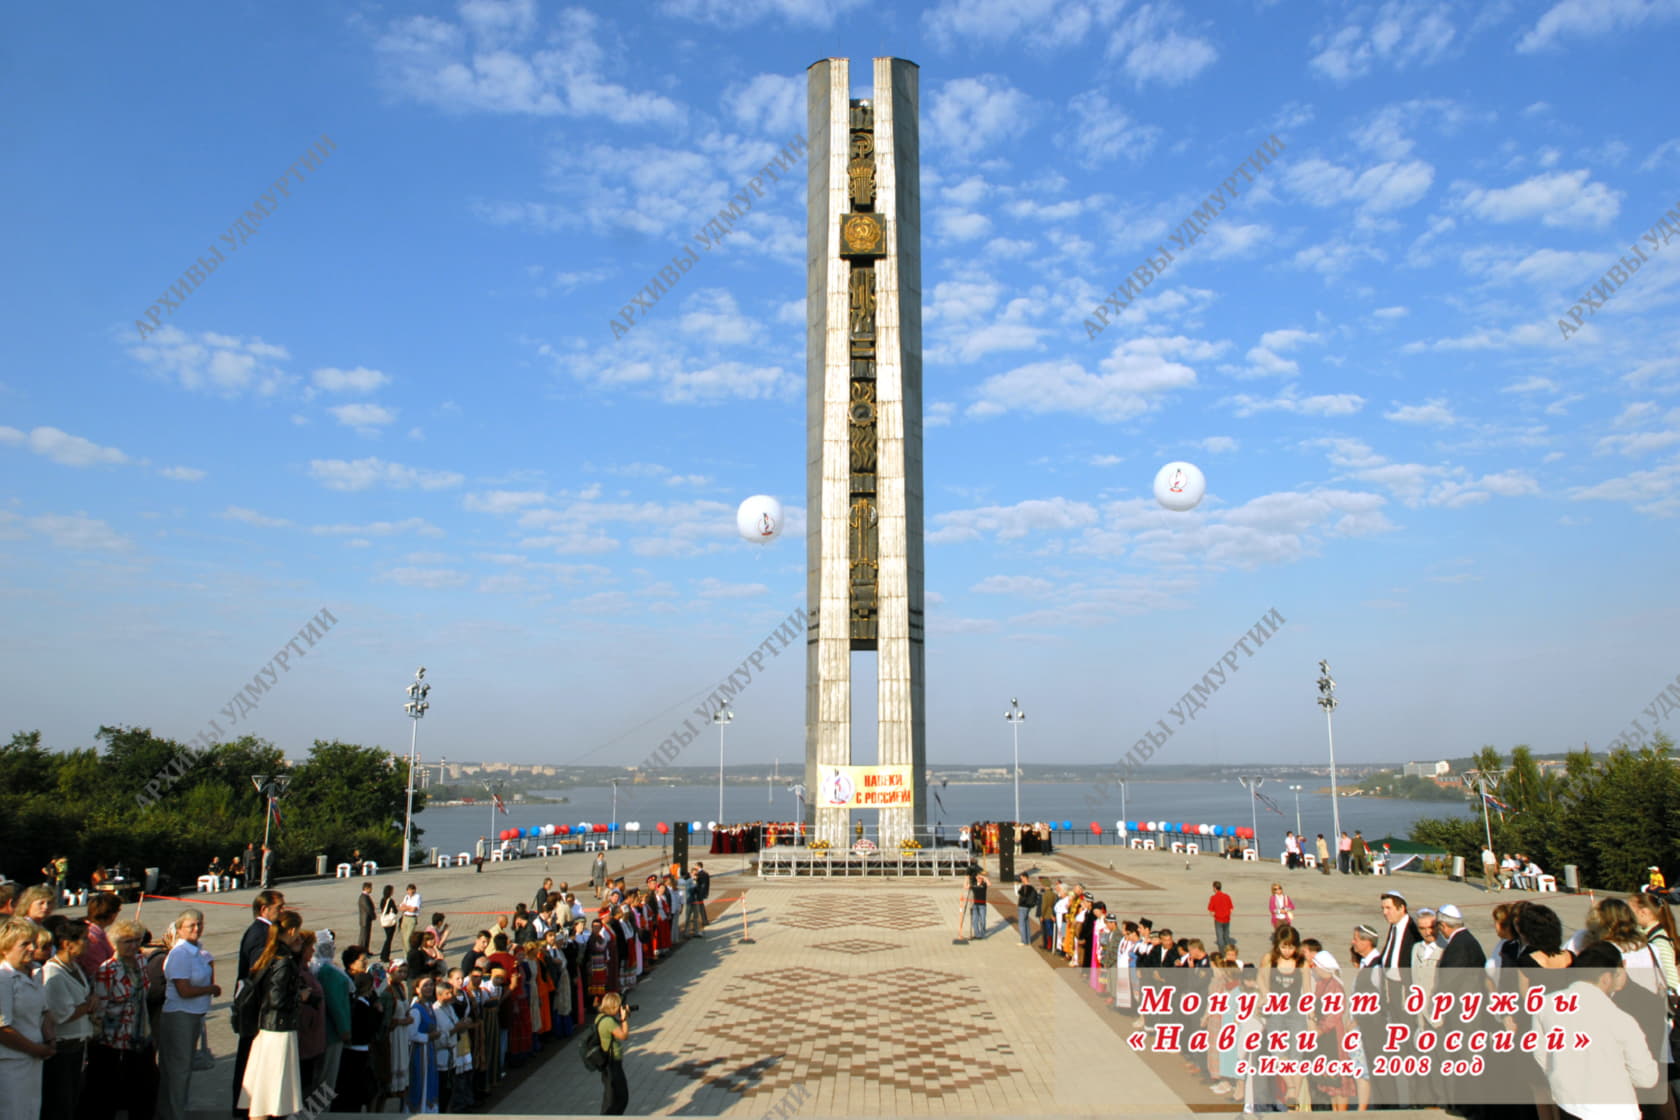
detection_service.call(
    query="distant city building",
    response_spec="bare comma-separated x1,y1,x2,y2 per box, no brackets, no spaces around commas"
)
1402,760,1450,779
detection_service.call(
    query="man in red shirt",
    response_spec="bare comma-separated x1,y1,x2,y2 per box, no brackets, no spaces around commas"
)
1207,881,1234,952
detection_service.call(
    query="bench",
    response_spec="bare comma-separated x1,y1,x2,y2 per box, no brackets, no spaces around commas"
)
196,875,219,893
1242,848,1258,862
335,863,354,878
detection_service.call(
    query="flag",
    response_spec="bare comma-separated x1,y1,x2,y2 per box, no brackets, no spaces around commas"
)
268,798,284,832
1482,792,1512,815
493,793,508,815
1255,790,1285,817
933,779,947,815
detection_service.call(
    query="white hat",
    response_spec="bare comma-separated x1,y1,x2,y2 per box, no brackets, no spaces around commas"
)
1437,904,1464,923
1312,949,1341,971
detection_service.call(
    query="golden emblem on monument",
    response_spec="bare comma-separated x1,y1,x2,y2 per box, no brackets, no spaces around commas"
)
840,213,886,257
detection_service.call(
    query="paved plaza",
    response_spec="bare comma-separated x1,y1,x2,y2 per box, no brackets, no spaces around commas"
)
158,838,1546,1117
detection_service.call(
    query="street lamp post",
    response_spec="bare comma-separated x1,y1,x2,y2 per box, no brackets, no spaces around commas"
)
1316,661,1342,851
1004,698,1025,824
1289,784,1303,836
1118,779,1128,837
483,781,504,859
402,667,431,873
610,778,620,834
250,774,291,888
1472,769,1501,855
1238,776,1264,858
712,701,733,827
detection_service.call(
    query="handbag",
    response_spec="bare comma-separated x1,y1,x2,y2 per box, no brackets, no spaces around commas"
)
380,901,398,929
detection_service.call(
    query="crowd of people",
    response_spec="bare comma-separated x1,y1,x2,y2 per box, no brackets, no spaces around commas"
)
0,858,717,1119
1006,870,1680,1114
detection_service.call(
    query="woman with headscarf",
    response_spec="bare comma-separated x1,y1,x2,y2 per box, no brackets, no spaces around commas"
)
85,917,158,1120
377,960,411,1109
406,976,439,1114
1304,943,1360,1111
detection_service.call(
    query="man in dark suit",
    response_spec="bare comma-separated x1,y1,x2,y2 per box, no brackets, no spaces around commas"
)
1376,891,1423,1106
692,863,710,929
231,890,285,1116
355,882,376,950
1431,904,1488,1117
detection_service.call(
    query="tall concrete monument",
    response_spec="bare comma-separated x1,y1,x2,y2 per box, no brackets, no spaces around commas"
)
805,57,926,849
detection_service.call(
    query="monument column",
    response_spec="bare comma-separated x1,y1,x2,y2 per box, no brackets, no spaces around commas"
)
805,57,926,850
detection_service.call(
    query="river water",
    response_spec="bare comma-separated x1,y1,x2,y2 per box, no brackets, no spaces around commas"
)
407,781,1470,858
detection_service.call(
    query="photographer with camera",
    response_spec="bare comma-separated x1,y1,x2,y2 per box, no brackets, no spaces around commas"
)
595,992,633,1114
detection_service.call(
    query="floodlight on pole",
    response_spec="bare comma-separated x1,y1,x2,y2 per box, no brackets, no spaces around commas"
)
1004,698,1025,825
1238,776,1265,858
401,667,431,873
1289,784,1303,836
1316,660,1341,850
712,701,733,826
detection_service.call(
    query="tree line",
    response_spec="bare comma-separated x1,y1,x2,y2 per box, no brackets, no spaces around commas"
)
1,727,424,889
1408,737,1679,890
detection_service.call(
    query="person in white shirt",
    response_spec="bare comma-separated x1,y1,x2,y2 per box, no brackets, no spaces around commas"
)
398,887,423,957
1052,884,1071,953
1531,941,1660,1120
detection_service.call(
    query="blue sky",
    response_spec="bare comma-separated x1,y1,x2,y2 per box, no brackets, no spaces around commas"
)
5,0,1680,774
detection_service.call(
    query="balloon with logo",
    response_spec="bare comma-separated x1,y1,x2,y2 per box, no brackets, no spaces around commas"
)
1153,461,1206,512
736,495,783,544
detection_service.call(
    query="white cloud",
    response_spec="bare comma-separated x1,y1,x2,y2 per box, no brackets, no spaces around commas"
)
1310,1,1457,80
1200,436,1239,453
927,75,1034,160
1231,328,1320,379
1384,398,1458,426
1503,376,1559,394
1595,431,1680,456
380,567,470,589
1283,157,1434,213
222,506,293,528
1224,390,1366,418
724,73,803,136
328,403,397,432
660,0,866,27
127,326,292,398
0,425,128,467
158,466,206,481
308,458,465,491
310,366,390,394
26,513,133,552
464,490,549,514
924,0,1125,50
1060,90,1161,167
695,577,768,599
1458,169,1621,229
968,337,1219,422
929,498,1100,543
1569,459,1680,517
373,3,684,125
1106,3,1218,86
972,574,1056,596
1518,0,1680,52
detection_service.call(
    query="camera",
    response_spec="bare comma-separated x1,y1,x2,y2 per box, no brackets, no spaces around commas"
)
626,1004,639,1012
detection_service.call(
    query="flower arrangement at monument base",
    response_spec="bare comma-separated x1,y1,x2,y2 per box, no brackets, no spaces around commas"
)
809,839,831,853
854,838,878,857
898,838,922,852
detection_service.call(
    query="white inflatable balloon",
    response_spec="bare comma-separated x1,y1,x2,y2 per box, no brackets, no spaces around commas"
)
736,495,783,543
1153,461,1206,511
